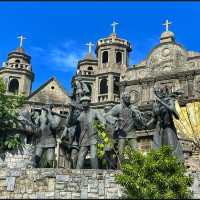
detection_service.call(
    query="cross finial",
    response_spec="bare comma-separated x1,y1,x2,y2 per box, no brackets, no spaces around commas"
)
86,42,94,54
111,21,119,33
163,19,172,32
17,35,26,48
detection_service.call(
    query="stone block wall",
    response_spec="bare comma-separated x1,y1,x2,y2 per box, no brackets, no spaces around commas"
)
0,144,34,169
0,168,123,199
0,168,199,199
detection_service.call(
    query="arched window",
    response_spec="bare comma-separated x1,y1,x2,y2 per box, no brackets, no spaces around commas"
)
116,52,122,64
88,66,93,71
102,51,108,63
100,78,108,94
15,59,20,63
8,79,19,94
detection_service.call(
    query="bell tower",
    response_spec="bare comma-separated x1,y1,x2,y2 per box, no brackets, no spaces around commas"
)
0,35,34,96
94,21,132,104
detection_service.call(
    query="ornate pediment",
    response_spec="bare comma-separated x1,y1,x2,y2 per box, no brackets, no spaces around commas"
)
146,43,188,74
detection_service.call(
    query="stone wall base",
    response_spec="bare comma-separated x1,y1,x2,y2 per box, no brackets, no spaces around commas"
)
0,168,199,199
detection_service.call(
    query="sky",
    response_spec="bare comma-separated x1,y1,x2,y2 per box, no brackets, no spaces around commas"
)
0,1,200,94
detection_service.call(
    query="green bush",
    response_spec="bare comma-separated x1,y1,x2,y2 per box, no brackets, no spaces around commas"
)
115,145,193,199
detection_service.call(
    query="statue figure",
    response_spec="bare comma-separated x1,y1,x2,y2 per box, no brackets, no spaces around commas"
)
73,76,90,102
67,95,106,169
103,106,117,137
108,92,145,159
102,106,118,169
60,119,80,169
147,86,184,161
34,104,61,168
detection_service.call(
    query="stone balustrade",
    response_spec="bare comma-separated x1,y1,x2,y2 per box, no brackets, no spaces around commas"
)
98,94,108,102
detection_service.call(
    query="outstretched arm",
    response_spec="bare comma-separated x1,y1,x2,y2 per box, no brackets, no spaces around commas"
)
95,110,106,126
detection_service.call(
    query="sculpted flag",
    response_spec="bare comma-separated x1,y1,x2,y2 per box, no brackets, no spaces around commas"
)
173,100,200,148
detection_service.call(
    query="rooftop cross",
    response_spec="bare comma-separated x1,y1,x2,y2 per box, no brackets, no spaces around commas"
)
111,21,119,33
163,19,172,32
86,42,94,54
17,35,26,48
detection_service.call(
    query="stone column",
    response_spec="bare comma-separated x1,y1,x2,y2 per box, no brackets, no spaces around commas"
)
179,76,188,97
149,81,155,101
187,74,194,98
108,74,114,101
94,77,99,103
141,82,148,103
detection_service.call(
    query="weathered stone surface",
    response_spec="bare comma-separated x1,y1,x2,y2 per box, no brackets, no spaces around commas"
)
6,177,16,191
0,168,198,199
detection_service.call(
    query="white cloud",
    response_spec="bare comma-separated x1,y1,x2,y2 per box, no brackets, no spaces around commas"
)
49,48,81,70
31,40,89,72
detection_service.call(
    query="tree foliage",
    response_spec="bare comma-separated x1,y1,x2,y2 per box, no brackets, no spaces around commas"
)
0,78,25,157
94,120,118,168
115,145,193,199
94,121,111,159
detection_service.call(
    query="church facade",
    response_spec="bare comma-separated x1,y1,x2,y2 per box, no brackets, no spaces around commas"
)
0,21,199,169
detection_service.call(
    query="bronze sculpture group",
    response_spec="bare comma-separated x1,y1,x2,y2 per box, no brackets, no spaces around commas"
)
19,77,184,169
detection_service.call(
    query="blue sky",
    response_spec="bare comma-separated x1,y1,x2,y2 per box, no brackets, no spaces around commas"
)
0,2,200,94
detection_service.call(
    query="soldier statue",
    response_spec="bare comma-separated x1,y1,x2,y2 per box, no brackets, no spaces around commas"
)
147,86,184,161
67,95,106,169
108,92,145,159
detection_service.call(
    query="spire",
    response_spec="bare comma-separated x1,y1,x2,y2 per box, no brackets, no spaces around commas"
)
160,19,175,43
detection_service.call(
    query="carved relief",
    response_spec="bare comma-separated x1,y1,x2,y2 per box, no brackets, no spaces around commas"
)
188,62,195,68
161,47,170,57
147,43,187,74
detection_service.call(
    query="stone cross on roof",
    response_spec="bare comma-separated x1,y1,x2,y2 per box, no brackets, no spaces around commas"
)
17,35,26,48
86,42,94,54
163,19,172,32
111,21,119,33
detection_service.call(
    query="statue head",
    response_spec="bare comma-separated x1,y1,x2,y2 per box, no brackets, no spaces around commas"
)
154,85,170,99
160,85,170,98
80,96,91,110
122,92,131,106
